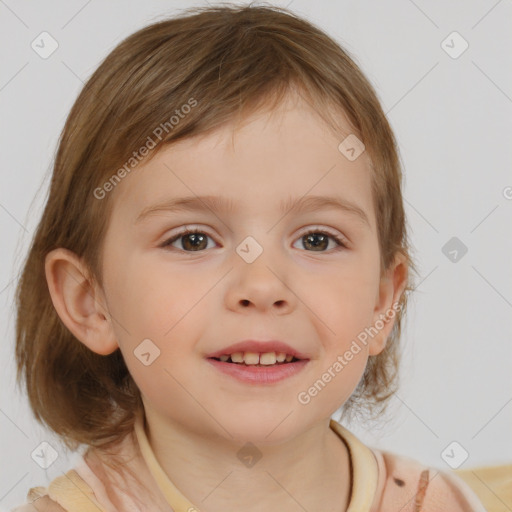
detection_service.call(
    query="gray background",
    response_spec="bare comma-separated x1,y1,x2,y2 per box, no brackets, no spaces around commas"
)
1,0,511,510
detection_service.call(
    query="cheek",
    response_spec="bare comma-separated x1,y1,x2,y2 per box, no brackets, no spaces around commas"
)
305,255,379,408
296,336,369,419
105,253,201,336
104,256,215,387
313,264,379,339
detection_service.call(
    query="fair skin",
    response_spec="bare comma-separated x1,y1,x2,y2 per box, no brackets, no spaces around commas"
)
45,91,408,512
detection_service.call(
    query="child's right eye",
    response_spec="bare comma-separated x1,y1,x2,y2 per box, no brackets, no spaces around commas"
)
161,228,217,252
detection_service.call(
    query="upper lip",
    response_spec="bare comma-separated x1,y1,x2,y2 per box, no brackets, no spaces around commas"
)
206,340,310,360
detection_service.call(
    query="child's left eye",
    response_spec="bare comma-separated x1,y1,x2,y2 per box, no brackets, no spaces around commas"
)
293,229,348,252
161,228,348,253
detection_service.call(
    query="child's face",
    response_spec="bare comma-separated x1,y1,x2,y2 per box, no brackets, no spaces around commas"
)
99,93,404,443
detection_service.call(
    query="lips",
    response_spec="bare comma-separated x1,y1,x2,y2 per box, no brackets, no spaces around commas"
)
205,340,310,361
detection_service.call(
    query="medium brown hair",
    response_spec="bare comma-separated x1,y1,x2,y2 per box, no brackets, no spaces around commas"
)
15,2,417,452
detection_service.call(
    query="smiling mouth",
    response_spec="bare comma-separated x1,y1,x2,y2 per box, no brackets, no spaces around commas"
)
208,352,303,366
206,351,309,383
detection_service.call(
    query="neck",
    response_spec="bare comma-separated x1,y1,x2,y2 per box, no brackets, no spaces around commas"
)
142,408,352,512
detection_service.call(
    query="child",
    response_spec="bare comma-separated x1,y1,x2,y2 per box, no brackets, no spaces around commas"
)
13,3,487,511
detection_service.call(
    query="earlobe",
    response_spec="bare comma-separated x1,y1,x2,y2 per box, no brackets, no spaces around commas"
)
368,252,409,356
44,248,119,355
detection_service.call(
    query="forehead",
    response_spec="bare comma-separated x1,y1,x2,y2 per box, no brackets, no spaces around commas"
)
108,94,375,230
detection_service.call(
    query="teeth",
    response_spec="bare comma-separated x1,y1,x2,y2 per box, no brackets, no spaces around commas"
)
276,352,286,362
230,352,244,363
217,351,296,365
259,352,276,365
244,352,260,365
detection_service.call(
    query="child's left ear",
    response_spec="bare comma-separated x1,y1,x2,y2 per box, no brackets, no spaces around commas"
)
368,252,409,356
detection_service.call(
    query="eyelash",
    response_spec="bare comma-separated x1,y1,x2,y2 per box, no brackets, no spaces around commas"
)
161,227,348,253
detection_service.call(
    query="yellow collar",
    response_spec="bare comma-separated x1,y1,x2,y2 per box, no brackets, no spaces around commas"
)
329,419,379,511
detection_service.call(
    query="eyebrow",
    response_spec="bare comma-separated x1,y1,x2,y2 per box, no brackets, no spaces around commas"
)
135,194,370,227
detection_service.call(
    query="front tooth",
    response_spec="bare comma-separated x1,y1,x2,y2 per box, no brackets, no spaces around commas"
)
243,352,260,365
276,352,286,363
230,352,244,363
285,354,293,362
259,352,277,365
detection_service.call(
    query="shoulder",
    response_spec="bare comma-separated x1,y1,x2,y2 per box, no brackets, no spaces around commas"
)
11,488,67,512
372,448,487,512
455,463,512,512
10,468,102,512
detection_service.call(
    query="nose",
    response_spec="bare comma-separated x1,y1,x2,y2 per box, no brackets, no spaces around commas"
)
226,245,296,314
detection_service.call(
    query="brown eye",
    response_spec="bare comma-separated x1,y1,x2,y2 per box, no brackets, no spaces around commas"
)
294,230,347,252
162,229,214,252
304,232,328,251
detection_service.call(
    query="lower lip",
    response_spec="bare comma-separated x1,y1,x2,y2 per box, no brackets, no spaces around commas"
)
206,358,309,384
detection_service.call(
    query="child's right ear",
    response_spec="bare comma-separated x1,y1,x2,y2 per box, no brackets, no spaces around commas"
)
44,248,119,355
